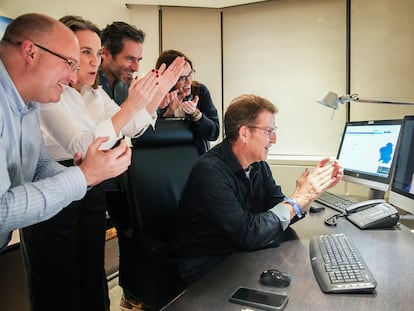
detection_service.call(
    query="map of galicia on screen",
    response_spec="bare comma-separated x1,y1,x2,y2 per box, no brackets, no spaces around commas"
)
379,143,393,164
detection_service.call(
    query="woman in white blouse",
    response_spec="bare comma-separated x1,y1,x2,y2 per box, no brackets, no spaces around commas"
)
20,15,184,311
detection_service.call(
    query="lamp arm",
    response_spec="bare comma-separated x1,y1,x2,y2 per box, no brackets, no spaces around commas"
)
354,98,414,105
317,91,414,110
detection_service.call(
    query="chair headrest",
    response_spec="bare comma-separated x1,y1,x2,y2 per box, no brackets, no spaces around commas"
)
132,119,194,148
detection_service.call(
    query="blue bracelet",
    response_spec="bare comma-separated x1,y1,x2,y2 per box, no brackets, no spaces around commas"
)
283,197,303,218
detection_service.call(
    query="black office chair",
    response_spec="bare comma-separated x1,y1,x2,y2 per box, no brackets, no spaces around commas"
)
117,119,200,310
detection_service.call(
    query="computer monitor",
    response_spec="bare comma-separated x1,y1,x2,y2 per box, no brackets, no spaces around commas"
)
336,119,402,199
0,16,13,39
389,115,414,215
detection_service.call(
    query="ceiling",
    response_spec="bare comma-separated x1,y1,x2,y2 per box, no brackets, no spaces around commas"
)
125,0,270,8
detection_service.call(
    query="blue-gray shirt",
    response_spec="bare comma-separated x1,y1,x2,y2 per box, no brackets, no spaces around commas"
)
0,60,87,251
98,68,128,106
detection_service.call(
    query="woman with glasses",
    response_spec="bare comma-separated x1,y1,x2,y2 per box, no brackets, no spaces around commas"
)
20,16,184,311
156,49,220,154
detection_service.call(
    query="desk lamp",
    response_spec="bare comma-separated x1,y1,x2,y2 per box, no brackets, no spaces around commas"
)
318,91,414,110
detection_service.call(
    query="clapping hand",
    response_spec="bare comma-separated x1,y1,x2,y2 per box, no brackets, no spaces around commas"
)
146,56,186,115
180,95,199,115
291,158,343,210
77,137,132,186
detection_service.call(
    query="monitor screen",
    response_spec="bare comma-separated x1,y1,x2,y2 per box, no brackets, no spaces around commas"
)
337,119,402,199
389,115,414,215
0,16,13,40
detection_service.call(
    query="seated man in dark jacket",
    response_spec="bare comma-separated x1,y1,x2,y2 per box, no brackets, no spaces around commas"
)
170,94,343,284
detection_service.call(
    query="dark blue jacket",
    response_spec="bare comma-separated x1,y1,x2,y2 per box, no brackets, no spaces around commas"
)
170,139,288,283
98,68,128,105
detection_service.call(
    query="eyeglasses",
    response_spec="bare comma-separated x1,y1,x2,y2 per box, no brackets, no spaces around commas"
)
3,38,80,73
247,125,277,138
177,70,195,83
33,43,80,73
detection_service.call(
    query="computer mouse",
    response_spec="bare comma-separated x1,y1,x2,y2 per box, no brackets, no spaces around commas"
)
309,204,325,213
260,269,291,287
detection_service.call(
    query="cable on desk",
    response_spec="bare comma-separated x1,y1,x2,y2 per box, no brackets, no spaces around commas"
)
324,213,346,226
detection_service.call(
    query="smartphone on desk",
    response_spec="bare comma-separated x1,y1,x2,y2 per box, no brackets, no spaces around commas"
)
229,287,288,311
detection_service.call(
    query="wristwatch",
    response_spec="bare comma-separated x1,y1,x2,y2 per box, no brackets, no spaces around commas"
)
191,108,201,119
283,197,303,218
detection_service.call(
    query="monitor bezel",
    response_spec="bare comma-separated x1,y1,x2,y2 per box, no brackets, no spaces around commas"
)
389,115,414,215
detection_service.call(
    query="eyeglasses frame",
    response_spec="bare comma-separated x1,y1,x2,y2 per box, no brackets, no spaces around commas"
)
177,70,195,83
33,42,80,73
2,38,80,73
247,125,278,138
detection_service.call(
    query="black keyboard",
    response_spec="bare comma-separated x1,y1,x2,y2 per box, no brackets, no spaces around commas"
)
309,233,377,293
315,191,356,212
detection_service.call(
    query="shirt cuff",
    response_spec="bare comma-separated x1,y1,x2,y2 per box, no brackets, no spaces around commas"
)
95,119,121,150
128,109,157,138
138,108,156,129
269,203,291,231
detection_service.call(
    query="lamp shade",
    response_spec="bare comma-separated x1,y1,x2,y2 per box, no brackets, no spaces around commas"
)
317,91,340,109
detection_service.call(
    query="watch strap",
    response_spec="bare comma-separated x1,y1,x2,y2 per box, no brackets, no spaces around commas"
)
283,196,303,218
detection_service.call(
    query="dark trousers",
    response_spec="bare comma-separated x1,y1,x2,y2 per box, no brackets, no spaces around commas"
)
20,185,109,311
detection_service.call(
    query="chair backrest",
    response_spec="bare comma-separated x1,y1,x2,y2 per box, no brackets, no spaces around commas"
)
124,119,200,241
119,119,199,309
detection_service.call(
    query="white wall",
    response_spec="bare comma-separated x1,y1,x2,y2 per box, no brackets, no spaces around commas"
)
350,0,414,121
223,0,347,157
0,0,129,28
158,6,223,141
128,5,160,75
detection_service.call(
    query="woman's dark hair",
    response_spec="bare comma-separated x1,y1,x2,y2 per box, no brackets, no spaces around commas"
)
59,15,100,37
156,49,193,69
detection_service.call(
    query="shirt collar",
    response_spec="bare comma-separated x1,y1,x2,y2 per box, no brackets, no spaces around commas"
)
218,139,260,175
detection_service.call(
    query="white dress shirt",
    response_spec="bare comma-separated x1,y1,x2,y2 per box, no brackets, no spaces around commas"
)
40,85,156,161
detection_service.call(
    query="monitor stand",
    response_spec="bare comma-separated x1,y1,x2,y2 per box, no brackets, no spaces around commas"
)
368,188,385,200
398,213,414,232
